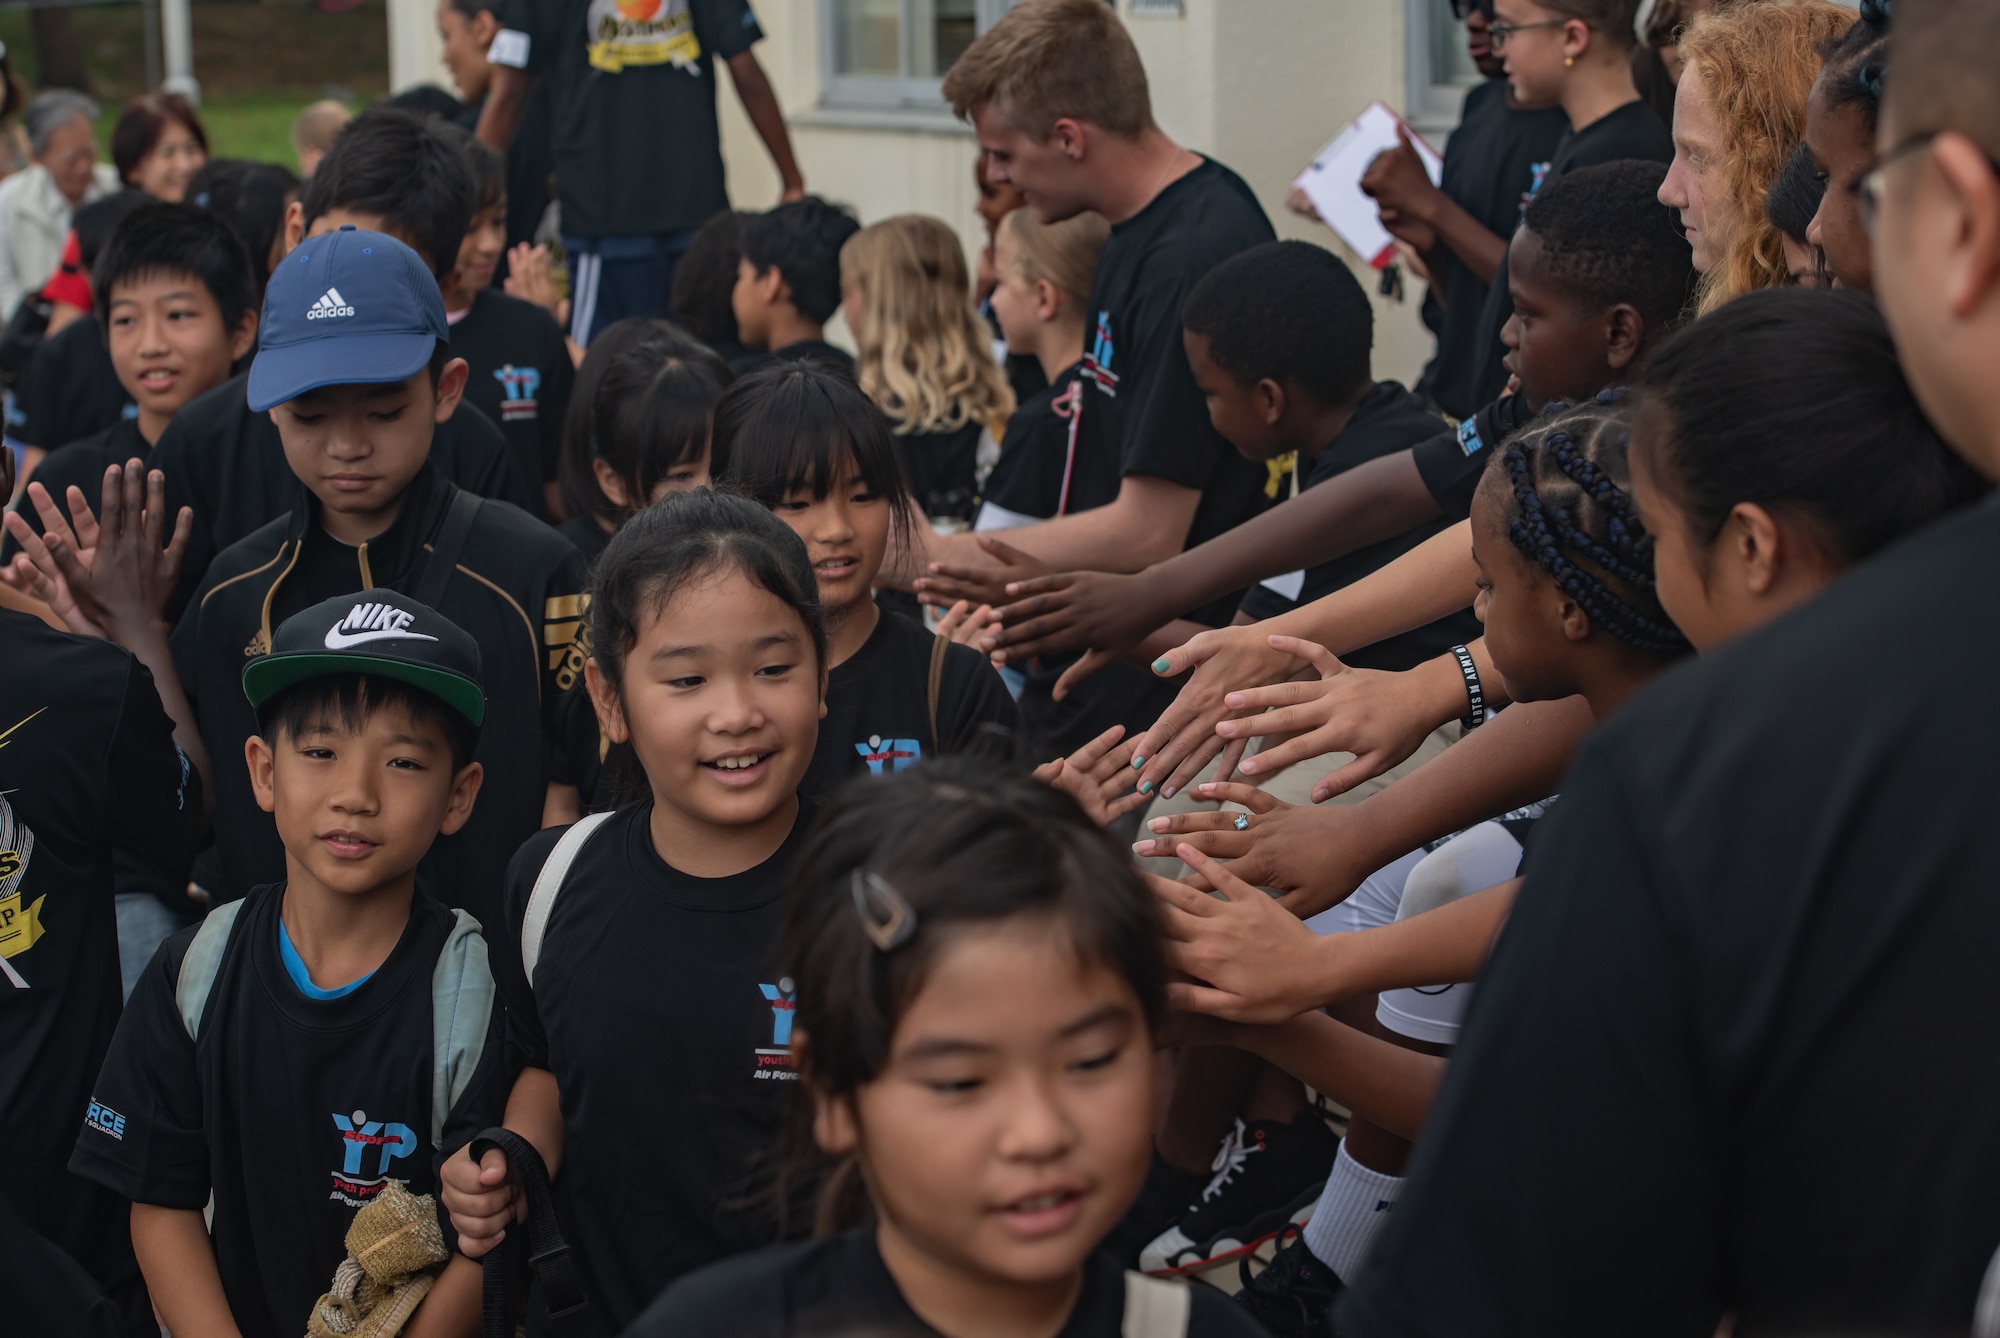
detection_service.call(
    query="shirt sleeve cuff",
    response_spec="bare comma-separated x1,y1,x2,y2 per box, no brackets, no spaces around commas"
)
487,29,532,69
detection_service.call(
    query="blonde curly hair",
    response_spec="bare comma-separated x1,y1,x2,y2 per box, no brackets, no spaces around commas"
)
1678,0,1855,315
841,214,1015,436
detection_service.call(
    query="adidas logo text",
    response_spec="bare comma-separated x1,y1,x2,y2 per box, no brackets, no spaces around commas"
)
307,287,355,320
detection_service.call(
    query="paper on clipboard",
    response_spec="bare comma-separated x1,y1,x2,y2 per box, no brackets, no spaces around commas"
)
1293,101,1444,269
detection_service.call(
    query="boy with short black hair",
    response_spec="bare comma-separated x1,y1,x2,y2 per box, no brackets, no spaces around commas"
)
731,195,860,371
438,123,573,521
167,228,594,922
5,201,257,562
149,105,536,608
73,590,505,1338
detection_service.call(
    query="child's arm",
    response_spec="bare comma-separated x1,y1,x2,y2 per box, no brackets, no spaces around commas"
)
130,1204,242,1338
724,51,805,200
401,1255,484,1338
442,1066,564,1259
977,450,1441,665
1219,1010,1444,1143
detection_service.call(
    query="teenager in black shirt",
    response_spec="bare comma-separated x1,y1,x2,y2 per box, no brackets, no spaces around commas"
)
148,106,536,609
1461,0,1672,398
442,126,574,520
919,0,1274,640
441,492,832,1336
73,592,507,1338
709,364,1017,801
0,444,201,1336
480,0,803,343
1358,1,1567,418
168,229,593,921
5,203,256,571
628,762,1265,1338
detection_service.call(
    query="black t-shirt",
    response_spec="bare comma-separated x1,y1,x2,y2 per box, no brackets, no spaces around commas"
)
729,338,858,379
896,419,986,525
449,288,576,519
152,372,538,615
494,0,762,238
1418,79,1569,419
1410,390,1536,523
1466,100,1675,401
7,315,131,451
978,363,1115,526
1344,496,2000,1337
799,607,1020,804
499,801,816,1335
629,1230,1272,1337
0,610,199,1302
172,466,597,917
2,416,149,562
1238,382,1481,671
1078,158,1276,627
71,886,508,1338
558,511,611,566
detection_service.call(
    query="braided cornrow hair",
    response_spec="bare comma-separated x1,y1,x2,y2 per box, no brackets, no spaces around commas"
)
1495,392,1690,656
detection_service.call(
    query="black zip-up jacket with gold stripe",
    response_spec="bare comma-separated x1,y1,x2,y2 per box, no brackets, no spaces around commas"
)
171,464,595,926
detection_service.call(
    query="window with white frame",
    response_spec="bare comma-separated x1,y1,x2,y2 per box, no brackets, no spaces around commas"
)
821,0,1019,110
1405,0,1485,133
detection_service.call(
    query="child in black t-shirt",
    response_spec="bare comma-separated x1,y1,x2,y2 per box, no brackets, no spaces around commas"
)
731,196,861,373
709,362,1019,802
71,590,506,1338
441,490,830,1335
624,760,1264,1338
838,214,1015,529
439,125,574,521
553,322,730,570
4,202,256,568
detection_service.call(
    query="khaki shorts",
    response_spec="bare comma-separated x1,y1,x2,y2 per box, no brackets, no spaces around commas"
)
1133,722,1461,880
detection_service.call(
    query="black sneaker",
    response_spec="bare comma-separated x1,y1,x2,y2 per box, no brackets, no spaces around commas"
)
1232,1225,1344,1338
1100,1153,1207,1270
1139,1112,1338,1275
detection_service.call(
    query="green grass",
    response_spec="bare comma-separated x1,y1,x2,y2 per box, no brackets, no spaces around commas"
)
198,91,324,166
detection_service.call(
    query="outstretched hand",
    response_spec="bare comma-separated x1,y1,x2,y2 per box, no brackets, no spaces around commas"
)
915,533,1052,611
1034,723,1148,827
932,598,999,648
6,461,190,643
1148,846,1343,1023
1132,780,1369,918
504,242,570,330
981,568,1161,667
2,479,102,635
1128,628,1304,799
1216,634,1441,803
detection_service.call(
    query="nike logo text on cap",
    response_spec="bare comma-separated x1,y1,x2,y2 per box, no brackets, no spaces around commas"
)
307,287,355,320
324,602,440,649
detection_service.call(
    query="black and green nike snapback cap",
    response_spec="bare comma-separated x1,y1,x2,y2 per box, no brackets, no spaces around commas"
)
241,589,486,726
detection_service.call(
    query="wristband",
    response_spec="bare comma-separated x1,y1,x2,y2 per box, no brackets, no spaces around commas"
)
1449,644,1486,730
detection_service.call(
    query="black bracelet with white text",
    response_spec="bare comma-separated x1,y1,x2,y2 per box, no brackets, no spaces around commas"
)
1451,644,1487,730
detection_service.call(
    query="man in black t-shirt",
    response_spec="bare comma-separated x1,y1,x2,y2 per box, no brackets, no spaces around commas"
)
921,0,1274,635
1345,7,2000,1331
72,591,507,1338
480,0,805,344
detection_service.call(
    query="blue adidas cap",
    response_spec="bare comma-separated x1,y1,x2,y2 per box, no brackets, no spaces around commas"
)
247,226,448,412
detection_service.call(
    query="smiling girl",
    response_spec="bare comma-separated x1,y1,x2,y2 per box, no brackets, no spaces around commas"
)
627,761,1267,1338
440,489,832,1335
711,363,1018,799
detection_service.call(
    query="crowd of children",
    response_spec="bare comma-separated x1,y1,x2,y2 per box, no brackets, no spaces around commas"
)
7,0,2000,1333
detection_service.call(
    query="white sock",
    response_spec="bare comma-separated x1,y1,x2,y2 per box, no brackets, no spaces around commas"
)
1300,1142,1405,1284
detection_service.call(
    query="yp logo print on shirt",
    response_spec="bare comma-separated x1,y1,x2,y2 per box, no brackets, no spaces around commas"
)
330,1109,418,1205
854,735,922,776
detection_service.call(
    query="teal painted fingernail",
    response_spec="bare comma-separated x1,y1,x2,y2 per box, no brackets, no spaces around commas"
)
1153,658,1171,673
1130,755,1146,770
1138,780,1154,795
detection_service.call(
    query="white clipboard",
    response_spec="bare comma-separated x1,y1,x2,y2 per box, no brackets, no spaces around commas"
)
1293,101,1445,269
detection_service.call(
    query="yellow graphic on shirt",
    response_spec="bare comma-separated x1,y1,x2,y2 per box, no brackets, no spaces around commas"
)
0,707,46,750
1264,452,1297,501
0,792,41,972
586,0,702,73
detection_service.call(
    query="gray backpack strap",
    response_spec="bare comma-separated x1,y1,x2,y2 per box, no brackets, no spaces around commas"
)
520,812,614,989
175,899,246,1040
1121,1272,1191,1338
431,908,496,1148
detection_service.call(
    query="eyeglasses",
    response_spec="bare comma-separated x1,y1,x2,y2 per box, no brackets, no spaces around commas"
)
1486,17,1568,49
1857,132,2000,235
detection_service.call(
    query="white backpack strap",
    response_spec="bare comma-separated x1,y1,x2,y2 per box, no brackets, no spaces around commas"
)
430,908,496,1148
175,899,246,1040
1121,1272,1191,1338
521,812,614,989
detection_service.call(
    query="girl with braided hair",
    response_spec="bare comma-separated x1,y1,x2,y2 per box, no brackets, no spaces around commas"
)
1803,0,1893,291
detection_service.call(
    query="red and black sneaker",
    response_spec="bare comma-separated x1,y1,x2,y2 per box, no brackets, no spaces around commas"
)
1138,1112,1338,1275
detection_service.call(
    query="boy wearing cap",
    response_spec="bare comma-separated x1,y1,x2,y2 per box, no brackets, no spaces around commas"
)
167,227,595,922
151,105,538,609
72,589,506,1338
